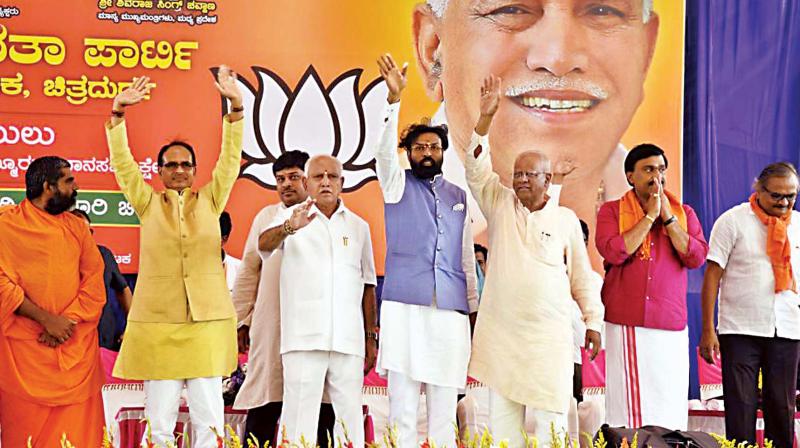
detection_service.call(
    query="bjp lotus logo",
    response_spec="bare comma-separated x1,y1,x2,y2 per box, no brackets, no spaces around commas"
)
216,65,388,191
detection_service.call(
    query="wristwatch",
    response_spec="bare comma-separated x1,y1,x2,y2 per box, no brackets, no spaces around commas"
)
664,215,677,227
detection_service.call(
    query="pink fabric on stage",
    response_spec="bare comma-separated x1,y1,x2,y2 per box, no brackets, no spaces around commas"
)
581,348,606,389
364,367,482,388
364,368,388,387
696,348,723,399
696,348,722,385
101,348,142,385
364,405,375,444
539,345,718,396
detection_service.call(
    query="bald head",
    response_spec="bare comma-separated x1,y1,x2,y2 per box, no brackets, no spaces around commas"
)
514,151,551,174
305,154,343,176
512,151,552,211
305,155,344,211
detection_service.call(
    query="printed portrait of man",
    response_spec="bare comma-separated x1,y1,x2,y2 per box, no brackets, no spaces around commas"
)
411,0,660,251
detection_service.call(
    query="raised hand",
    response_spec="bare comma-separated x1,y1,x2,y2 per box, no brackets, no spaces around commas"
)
215,64,243,107
475,74,501,137
287,198,317,232
113,76,151,110
554,158,576,177
480,74,501,118
552,157,577,185
377,53,408,104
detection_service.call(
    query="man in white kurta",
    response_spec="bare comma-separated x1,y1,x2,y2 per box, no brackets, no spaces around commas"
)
259,155,377,447
232,200,284,416
465,76,604,447
232,151,334,446
373,54,479,448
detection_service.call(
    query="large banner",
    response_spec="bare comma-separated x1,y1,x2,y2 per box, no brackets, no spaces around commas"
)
0,1,684,273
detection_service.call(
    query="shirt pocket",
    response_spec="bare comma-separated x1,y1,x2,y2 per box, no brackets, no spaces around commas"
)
534,233,566,267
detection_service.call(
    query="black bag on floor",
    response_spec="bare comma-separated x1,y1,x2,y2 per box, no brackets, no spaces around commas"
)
597,425,672,448
662,430,720,448
597,425,720,448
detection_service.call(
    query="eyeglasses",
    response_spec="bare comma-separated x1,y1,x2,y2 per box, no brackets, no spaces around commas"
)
162,161,195,170
762,185,797,202
512,170,546,180
411,143,443,153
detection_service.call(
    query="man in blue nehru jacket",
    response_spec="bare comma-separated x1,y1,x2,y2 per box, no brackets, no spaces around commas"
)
374,53,479,448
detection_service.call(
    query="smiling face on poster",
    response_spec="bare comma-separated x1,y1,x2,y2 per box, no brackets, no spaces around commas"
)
409,0,676,264
0,0,683,273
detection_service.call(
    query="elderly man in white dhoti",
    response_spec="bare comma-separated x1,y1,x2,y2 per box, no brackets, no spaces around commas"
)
464,75,604,446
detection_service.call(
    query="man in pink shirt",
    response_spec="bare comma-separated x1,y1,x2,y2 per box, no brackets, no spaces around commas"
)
596,144,708,429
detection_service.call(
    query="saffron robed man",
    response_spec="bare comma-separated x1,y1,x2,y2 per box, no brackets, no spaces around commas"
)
105,68,244,446
0,157,106,447
259,155,377,448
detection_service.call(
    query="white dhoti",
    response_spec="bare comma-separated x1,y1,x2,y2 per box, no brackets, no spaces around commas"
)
281,350,364,447
605,323,689,430
143,377,223,447
377,301,470,448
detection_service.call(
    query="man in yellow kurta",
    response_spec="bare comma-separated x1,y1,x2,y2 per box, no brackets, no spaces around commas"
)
464,76,605,446
106,69,244,446
0,157,106,447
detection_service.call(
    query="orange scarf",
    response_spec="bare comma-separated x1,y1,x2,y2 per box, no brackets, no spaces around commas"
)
619,189,687,259
749,193,796,293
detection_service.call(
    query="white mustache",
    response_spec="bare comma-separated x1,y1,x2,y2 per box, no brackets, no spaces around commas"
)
505,78,609,100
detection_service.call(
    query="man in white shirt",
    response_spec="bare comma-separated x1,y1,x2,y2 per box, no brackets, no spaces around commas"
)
231,151,335,446
465,75,603,447
374,53,478,448
259,154,377,447
701,162,800,448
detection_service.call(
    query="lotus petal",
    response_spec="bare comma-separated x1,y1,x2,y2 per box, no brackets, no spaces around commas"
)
355,79,389,166
328,70,364,164
342,167,377,192
255,68,290,161
232,75,264,160
241,162,277,189
282,67,337,158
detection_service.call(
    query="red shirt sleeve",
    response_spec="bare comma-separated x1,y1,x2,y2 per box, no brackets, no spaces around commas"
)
595,201,631,266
